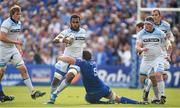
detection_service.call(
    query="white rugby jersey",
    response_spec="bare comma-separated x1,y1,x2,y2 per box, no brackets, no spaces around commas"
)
60,28,87,58
137,28,166,61
0,17,21,48
154,20,174,41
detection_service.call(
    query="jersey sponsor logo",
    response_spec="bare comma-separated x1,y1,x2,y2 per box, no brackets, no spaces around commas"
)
75,37,85,40
10,29,20,32
143,38,160,42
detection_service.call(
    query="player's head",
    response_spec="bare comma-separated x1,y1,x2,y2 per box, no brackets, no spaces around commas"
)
70,14,80,31
83,50,92,61
9,5,21,21
136,22,144,33
144,16,154,32
151,9,161,24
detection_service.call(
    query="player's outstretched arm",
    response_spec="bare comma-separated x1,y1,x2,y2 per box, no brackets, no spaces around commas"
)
0,32,22,45
58,55,76,65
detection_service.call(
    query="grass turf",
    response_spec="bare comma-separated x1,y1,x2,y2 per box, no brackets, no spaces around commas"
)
0,86,180,108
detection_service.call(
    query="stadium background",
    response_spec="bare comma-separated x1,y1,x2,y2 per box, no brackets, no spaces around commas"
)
0,0,180,88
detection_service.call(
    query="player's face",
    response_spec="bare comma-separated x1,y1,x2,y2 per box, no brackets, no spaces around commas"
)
152,11,161,24
70,18,80,31
13,11,21,21
144,23,153,32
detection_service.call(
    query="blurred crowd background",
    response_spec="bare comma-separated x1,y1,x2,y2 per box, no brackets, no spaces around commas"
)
0,0,179,66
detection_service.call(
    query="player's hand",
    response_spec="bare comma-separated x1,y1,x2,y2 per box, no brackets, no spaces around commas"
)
64,37,74,45
15,40,22,45
52,38,60,43
165,54,171,62
141,47,148,52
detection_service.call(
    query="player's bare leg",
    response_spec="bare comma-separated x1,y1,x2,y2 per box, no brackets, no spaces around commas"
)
17,65,46,99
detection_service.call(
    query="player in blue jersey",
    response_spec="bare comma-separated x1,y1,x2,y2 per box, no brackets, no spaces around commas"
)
47,50,145,104
136,16,167,104
0,5,45,102
46,14,87,104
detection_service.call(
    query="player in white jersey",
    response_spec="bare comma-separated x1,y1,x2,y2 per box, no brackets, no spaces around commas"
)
139,9,175,104
136,16,167,104
0,5,45,102
46,15,87,104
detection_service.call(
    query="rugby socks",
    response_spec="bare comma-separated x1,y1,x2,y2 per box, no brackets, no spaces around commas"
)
144,78,152,92
51,85,57,94
157,80,165,96
120,96,139,104
153,86,160,100
54,79,70,95
0,83,4,96
23,78,34,94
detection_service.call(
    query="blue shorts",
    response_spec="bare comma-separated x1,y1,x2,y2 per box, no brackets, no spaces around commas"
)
85,85,111,103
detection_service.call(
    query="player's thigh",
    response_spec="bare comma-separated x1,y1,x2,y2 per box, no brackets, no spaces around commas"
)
0,47,12,69
139,61,152,76
153,57,167,73
10,48,24,67
54,61,69,79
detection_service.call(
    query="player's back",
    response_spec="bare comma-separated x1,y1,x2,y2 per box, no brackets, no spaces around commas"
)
137,28,166,61
62,28,87,58
75,59,105,93
0,17,21,48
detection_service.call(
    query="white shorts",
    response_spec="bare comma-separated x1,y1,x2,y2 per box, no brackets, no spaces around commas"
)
54,61,80,76
139,56,170,76
0,46,24,68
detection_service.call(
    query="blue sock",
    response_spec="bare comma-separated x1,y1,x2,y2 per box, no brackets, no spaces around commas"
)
0,83,4,96
120,96,139,104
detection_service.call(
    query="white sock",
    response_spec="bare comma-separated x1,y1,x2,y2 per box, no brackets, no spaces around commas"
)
54,79,70,95
144,78,152,92
153,86,160,100
157,80,165,96
23,78,34,94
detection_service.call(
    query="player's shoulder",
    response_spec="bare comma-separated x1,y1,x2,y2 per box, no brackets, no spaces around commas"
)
137,29,146,36
1,18,11,26
155,28,166,36
79,28,86,33
161,20,170,28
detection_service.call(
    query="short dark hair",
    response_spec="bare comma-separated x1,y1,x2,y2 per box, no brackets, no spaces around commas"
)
145,16,154,23
83,50,92,60
136,22,144,28
70,14,80,21
9,5,21,17
152,9,161,15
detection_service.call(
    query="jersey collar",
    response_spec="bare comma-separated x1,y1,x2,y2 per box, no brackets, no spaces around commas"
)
10,17,18,24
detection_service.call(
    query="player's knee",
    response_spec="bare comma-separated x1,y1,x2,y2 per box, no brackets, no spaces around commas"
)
66,72,75,83
163,73,168,81
140,75,147,85
150,75,157,86
0,68,5,80
154,72,163,81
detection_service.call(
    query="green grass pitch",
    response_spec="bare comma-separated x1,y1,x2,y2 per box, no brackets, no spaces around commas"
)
0,86,180,108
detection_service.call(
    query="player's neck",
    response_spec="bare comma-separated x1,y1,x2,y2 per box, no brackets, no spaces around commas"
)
155,20,161,25
10,17,18,24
